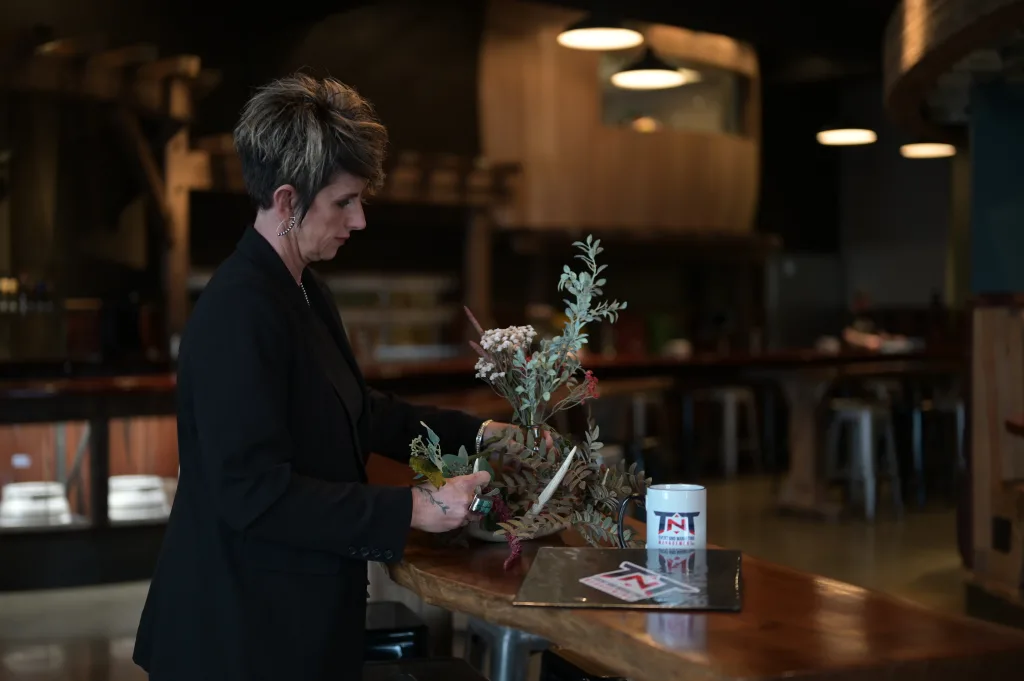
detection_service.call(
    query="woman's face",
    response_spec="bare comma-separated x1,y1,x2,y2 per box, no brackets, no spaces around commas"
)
294,171,368,262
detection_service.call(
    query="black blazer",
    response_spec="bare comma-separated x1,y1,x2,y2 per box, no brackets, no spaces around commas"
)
133,226,483,681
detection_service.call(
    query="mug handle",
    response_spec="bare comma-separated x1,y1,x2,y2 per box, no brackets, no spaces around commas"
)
616,494,645,548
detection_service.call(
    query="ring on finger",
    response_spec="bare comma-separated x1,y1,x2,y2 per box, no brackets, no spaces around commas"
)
468,494,492,515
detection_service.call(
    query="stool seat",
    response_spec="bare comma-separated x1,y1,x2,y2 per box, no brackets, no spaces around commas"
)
364,657,486,681
365,601,430,661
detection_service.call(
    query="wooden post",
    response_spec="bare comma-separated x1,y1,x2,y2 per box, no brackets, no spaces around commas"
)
164,129,191,345
464,208,493,332
7,94,61,359
0,95,9,360
946,146,971,310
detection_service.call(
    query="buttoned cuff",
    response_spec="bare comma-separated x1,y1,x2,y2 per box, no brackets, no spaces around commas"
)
343,485,413,563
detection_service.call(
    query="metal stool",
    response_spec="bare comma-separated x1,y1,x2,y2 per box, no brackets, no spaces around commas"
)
364,657,487,681
708,387,761,478
825,398,902,521
464,616,548,681
365,601,431,661
539,647,625,681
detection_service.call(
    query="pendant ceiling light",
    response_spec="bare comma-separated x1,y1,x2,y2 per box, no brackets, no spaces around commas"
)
900,142,956,158
816,127,877,146
611,48,688,90
556,14,644,51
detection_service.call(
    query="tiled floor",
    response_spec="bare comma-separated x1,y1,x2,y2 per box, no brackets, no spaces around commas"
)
0,478,968,680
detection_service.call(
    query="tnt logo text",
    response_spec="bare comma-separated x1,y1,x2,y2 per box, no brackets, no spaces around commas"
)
579,561,698,602
653,510,700,547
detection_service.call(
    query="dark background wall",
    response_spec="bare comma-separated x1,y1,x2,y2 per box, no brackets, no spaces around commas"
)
837,76,951,307
756,79,841,252
184,0,485,155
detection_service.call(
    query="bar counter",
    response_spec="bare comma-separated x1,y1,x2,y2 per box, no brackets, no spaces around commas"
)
368,447,1024,681
390,537,1024,680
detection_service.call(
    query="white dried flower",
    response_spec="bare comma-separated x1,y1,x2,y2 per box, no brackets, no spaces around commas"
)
480,325,536,352
474,358,496,379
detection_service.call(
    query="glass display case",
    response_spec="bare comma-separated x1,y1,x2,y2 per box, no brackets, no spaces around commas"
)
0,422,91,529
0,416,178,532
106,417,178,524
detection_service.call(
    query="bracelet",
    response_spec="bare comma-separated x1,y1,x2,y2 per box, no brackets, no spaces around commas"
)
475,419,493,455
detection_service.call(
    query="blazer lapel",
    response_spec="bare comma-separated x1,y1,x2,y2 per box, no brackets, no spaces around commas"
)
234,227,368,477
306,274,366,388
303,273,371,479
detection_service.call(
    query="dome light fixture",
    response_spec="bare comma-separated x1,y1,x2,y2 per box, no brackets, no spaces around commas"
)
611,49,688,90
900,142,956,158
816,128,877,146
556,14,644,51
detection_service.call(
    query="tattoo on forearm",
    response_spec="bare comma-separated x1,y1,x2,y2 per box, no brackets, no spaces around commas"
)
417,487,449,515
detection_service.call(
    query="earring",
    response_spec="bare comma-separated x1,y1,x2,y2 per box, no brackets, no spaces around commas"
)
277,215,297,237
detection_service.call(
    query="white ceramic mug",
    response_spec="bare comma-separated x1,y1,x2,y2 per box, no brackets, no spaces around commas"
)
618,483,707,549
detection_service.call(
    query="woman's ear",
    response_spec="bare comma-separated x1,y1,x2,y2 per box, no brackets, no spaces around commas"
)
271,184,297,218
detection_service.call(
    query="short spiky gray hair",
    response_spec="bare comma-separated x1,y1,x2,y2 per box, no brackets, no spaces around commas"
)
233,73,388,222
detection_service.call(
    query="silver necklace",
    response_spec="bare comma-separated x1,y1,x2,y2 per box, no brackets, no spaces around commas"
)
298,281,310,307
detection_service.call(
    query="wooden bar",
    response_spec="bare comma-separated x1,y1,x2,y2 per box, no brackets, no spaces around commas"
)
372,444,1024,681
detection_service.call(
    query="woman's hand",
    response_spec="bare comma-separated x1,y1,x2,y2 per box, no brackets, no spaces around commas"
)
409,470,491,533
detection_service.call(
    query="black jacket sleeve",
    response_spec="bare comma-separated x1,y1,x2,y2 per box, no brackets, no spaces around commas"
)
367,388,485,464
187,285,412,560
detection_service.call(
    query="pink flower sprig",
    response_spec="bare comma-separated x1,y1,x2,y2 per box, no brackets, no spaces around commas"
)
490,491,524,569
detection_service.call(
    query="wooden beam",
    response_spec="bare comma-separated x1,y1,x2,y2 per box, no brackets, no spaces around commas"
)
165,130,193,341
82,46,158,100
4,49,212,122
182,149,214,192
117,108,171,227
194,133,235,154
34,34,106,57
137,55,201,81
464,209,494,332
87,44,159,70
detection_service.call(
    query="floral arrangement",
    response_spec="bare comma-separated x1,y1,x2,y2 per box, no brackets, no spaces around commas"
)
408,235,651,566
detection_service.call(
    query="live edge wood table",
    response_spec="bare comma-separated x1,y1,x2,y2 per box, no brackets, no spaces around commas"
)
372,473,1024,681
387,534,1024,681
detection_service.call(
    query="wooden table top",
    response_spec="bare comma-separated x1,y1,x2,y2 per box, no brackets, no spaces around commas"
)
367,455,1024,681
390,537,1024,681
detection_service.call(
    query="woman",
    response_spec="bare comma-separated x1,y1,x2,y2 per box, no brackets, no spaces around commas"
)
133,73,509,681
